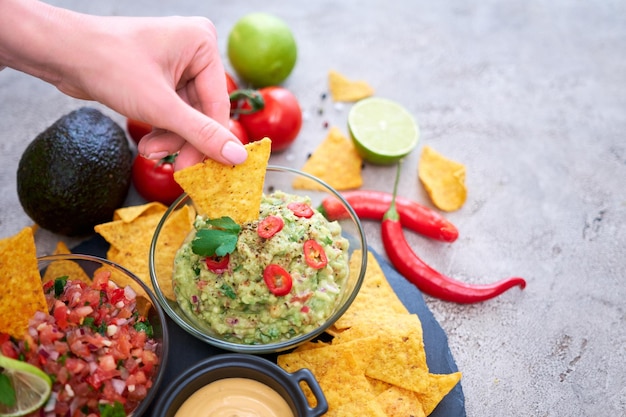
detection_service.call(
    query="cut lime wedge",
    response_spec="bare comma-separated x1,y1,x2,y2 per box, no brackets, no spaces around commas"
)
0,355,52,417
348,97,419,165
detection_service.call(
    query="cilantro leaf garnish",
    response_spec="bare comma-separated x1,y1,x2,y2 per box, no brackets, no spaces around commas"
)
192,216,241,257
99,401,126,417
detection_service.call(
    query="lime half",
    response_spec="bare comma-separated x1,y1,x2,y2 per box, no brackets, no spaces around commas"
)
348,97,419,165
0,355,52,417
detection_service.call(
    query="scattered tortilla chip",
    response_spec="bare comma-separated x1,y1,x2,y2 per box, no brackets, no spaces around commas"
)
332,250,408,330
328,70,374,102
0,228,47,337
293,127,363,191
418,145,467,212
278,345,376,413
279,250,461,415
173,138,271,224
364,331,431,394
42,241,91,284
330,398,387,417
293,340,332,352
53,241,72,255
333,313,423,347
419,372,463,415
376,386,427,417
113,201,168,223
95,204,193,299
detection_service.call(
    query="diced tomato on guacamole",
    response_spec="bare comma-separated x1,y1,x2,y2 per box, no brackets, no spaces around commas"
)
0,270,160,417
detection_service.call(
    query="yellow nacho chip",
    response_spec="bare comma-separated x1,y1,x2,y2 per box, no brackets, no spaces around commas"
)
0,228,47,338
418,145,467,212
328,70,374,102
364,331,431,394
333,313,423,346
277,250,461,415
376,386,427,417
278,345,376,413
42,241,91,284
113,201,168,223
332,250,408,330
95,204,193,299
419,372,463,415
293,127,363,191
173,138,271,224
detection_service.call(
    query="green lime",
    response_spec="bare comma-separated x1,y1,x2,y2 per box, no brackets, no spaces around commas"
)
348,97,420,165
227,12,297,87
0,355,52,417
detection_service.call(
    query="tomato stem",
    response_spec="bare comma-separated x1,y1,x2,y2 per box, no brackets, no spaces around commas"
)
229,89,265,115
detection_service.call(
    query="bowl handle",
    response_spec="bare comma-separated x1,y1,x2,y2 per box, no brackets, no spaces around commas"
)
291,368,329,417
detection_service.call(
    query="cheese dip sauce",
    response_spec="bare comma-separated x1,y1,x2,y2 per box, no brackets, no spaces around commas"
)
174,377,294,417
173,191,350,344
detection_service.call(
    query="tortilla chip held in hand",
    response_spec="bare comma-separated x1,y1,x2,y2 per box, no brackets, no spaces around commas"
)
174,138,271,224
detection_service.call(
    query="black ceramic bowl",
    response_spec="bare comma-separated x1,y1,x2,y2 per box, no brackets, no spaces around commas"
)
152,354,328,417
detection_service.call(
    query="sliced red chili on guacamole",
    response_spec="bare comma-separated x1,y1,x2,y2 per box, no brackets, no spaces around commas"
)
257,215,284,239
263,264,293,296
287,201,314,218
205,254,230,274
303,239,328,269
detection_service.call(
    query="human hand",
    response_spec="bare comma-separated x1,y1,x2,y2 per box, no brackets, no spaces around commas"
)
63,15,247,169
0,0,247,169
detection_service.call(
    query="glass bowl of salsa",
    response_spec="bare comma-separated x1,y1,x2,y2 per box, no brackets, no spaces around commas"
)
149,165,367,354
29,254,169,416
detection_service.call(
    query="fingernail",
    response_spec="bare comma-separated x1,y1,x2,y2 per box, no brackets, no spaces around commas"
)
221,141,248,164
145,151,170,160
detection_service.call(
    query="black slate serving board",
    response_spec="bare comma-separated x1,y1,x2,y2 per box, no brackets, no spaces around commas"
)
73,236,466,417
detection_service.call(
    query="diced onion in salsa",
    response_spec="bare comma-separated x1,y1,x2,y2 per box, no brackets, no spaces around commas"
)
0,270,160,417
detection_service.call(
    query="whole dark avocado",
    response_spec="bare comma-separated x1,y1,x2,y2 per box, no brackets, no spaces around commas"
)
17,107,133,236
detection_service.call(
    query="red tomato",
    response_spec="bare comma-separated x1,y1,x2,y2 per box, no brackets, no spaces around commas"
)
237,86,302,152
229,118,249,144
257,215,284,238
226,72,238,95
205,254,230,274
303,240,328,269
126,118,152,144
132,154,183,205
263,264,293,296
287,201,314,218
226,72,239,111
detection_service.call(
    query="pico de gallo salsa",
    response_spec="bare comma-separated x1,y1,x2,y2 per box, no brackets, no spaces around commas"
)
0,269,160,417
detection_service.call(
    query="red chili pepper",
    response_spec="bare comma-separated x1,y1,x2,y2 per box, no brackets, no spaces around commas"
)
381,163,526,303
263,264,293,296
319,191,458,242
205,254,230,274
288,201,314,218
257,215,284,238
303,239,328,269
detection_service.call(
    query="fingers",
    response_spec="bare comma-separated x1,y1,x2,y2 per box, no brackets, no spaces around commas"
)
133,16,248,168
138,97,248,167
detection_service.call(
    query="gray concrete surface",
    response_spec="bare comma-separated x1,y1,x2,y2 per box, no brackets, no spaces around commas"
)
1,1,625,415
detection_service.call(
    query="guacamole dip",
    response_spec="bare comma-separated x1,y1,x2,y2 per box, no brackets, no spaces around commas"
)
173,191,350,344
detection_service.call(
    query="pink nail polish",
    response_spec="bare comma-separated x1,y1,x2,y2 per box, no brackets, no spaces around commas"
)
221,141,248,164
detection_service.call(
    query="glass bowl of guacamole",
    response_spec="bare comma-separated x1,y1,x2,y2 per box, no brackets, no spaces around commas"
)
149,165,367,354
